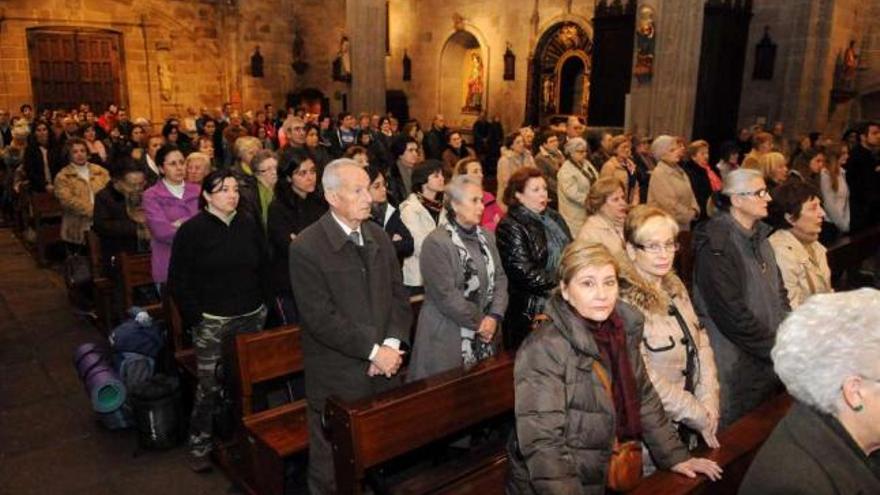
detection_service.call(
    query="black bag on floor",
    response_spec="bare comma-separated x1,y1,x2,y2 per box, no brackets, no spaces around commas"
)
129,374,182,450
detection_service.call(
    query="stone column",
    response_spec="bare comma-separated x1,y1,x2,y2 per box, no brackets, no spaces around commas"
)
347,0,387,114
644,0,704,139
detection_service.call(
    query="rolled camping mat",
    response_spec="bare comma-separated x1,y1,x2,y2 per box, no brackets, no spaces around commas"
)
83,365,127,413
73,342,127,413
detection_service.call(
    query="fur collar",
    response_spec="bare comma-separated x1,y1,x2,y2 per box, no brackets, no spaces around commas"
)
618,259,688,316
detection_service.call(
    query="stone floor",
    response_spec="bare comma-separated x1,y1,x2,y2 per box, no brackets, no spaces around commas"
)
0,229,234,495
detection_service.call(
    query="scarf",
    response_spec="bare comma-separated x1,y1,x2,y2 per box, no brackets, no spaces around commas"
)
418,193,444,223
696,160,722,192
443,219,496,367
524,208,570,272
590,311,642,440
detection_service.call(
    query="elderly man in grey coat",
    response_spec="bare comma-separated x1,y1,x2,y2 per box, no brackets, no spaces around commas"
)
409,175,508,381
289,159,412,494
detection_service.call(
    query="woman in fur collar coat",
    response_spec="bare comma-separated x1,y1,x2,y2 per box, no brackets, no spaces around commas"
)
618,205,720,450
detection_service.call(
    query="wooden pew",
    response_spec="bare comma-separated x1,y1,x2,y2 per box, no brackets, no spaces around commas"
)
29,191,63,266
628,393,792,495
325,352,515,495
233,325,308,495
163,295,196,379
86,230,115,334
826,224,880,288
117,251,162,316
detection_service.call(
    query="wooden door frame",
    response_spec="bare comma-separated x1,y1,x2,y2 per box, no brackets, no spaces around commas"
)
26,26,129,113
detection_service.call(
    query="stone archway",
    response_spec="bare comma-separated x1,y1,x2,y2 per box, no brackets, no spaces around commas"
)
526,21,593,125
438,30,486,127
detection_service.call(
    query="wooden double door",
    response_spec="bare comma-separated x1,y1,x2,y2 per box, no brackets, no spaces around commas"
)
27,29,124,113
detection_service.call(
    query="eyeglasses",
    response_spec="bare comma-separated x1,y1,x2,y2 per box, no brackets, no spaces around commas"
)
734,188,771,199
633,242,680,254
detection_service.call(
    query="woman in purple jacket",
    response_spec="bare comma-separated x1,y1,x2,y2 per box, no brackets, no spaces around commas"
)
144,144,201,286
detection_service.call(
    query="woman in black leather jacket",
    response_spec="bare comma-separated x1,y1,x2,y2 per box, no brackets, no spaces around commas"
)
496,167,572,350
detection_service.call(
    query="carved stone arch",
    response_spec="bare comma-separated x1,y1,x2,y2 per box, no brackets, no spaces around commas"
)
436,23,491,127
526,21,593,125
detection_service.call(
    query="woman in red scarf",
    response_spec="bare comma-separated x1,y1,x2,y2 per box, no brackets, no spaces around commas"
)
508,241,721,494
684,140,723,223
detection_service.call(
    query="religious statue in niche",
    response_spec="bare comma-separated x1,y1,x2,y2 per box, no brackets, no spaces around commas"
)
291,28,309,75
542,76,556,113
557,24,582,49
462,50,484,113
251,46,264,78
752,27,777,80
156,50,173,102
843,40,859,82
634,6,655,84
332,35,352,83
833,40,862,94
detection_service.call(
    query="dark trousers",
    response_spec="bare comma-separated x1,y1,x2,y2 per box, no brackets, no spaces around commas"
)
187,305,267,456
307,407,336,495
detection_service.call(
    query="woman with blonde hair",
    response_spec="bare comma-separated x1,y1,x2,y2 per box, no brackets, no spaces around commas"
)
508,241,722,493
746,151,789,189
819,143,849,233
683,140,722,223
577,177,629,259
619,205,720,453
184,152,211,185
455,157,503,231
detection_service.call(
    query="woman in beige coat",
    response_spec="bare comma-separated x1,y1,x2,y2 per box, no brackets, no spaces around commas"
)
601,134,640,206
767,180,832,308
53,138,110,245
646,135,699,231
557,137,598,234
577,176,628,259
620,205,720,451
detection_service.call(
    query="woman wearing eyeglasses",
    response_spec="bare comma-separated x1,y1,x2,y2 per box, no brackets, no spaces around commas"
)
692,168,790,428
619,206,720,459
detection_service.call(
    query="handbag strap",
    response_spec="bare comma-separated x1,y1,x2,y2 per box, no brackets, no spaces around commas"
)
592,359,613,402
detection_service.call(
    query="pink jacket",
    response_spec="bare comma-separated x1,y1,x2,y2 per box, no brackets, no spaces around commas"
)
481,191,503,232
143,181,201,283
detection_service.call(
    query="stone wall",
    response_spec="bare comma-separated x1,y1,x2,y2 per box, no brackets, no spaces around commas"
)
0,0,297,125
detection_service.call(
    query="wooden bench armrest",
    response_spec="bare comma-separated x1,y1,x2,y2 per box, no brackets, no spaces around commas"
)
390,442,508,495
244,400,310,456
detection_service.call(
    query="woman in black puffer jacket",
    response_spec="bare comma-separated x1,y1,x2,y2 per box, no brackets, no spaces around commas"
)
496,167,571,350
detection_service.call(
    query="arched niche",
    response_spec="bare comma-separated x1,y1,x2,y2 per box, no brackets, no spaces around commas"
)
526,21,593,125
438,30,487,127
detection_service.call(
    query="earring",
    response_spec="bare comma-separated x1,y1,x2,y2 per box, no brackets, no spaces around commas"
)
853,404,864,412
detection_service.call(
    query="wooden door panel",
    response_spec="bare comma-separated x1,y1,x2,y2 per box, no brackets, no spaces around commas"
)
28,29,123,113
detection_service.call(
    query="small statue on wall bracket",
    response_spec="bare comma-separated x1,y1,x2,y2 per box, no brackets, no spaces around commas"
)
251,45,264,78
332,36,352,83
403,50,412,81
634,6,655,84
752,27,776,80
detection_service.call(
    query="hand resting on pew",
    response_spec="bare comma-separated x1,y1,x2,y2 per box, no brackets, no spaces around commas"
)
670,457,723,481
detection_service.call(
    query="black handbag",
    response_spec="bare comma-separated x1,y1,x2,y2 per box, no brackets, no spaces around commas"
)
64,253,92,288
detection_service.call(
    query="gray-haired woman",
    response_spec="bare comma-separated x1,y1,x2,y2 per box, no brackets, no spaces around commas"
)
557,136,599,234
692,168,790,427
408,174,508,381
740,289,880,494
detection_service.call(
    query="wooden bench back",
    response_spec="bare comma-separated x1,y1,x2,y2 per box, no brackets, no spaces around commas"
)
325,352,515,494
827,225,880,283
118,251,154,309
629,393,792,495
235,325,304,416
86,230,104,278
29,191,63,217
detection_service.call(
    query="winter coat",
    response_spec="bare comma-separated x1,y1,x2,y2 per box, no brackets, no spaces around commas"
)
692,212,790,427
495,205,571,349
768,229,832,309
480,191,504,232
647,161,699,231
53,163,110,245
369,203,413,262
496,149,536,206
507,295,689,495
557,158,598,234
576,214,626,260
143,180,201,283
408,225,508,381
845,144,880,233
266,190,328,296
820,168,850,233
441,145,476,175
618,265,720,433
600,157,640,205
739,401,880,495
399,193,446,287
682,160,715,223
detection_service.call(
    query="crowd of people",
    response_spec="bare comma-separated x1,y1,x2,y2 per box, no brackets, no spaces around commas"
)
1,100,879,493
